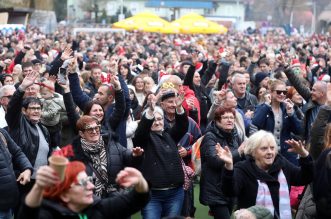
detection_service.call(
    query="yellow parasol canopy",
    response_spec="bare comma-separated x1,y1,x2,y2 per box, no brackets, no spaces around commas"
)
112,12,179,34
172,13,227,34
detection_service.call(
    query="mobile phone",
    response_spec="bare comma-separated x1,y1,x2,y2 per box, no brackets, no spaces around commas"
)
58,67,67,85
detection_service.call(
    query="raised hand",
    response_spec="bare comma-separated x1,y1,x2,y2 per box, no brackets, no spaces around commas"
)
215,143,233,170
175,93,185,108
116,167,148,193
285,139,309,158
147,94,156,113
35,166,60,189
110,75,121,90
132,147,144,157
61,47,73,61
283,98,294,115
20,71,39,91
67,58,77,74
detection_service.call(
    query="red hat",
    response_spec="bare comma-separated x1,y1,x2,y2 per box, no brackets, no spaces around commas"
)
318,74,330,82
195,62,203,72
291,59,301,68
44,161,86,202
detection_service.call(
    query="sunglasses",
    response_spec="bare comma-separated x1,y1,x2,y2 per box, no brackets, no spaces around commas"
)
274,90,287,95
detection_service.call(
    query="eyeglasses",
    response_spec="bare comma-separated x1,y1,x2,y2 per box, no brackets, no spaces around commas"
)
221,116,235,120
274,90,287,95
72,176,93,189
27,106,42,111
161,82,175,89
83,125,101,134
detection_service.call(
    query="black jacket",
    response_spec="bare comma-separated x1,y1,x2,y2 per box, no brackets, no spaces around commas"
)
199,121,244,206
5,88,50,166
221,154,313,217
0,128,33,210
133,111,188,189
17,190,150,219
70,133,142,197
313,148,331,219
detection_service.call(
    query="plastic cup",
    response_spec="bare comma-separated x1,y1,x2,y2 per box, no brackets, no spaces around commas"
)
48,155,68,182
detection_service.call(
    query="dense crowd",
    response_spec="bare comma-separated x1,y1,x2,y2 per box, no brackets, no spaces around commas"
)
0,25,331,219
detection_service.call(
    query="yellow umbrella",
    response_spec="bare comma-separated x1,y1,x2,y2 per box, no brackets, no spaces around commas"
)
172,13,228,34
113,12,179,34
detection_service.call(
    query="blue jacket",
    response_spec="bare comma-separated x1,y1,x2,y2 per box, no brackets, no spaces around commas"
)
252,103,302,165
68,73,130,147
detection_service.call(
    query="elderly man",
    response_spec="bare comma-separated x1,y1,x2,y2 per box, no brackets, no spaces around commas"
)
0,85,16,128
231,73,258,114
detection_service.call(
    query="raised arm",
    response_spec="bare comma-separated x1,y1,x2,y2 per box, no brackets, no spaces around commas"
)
67,58,91,110
6,71,39,128
107,76,126,131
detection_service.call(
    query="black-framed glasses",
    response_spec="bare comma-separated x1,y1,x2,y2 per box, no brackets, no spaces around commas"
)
72,176,93,189
274,90,287,95
83,125,101,134
27,106,42,111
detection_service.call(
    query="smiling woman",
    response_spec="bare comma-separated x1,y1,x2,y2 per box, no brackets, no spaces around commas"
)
218,130,313,219
199,106,245,219
18,161,149,219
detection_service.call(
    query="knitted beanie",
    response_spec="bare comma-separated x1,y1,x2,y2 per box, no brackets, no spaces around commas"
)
247,205,273,219
255,72,269,87
44,161,86,201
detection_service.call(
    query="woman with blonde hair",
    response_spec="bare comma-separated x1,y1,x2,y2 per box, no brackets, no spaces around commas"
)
251,79,302,165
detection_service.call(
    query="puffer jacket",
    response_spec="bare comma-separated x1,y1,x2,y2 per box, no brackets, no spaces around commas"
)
70,132,142,198
40,92,67,127
0,128,33,210
5,88,50,166
199,121,244,206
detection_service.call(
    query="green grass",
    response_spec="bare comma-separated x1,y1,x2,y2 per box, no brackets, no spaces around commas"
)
132,183,213,219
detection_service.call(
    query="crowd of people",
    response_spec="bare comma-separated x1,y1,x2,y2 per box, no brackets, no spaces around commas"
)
0,25,331,219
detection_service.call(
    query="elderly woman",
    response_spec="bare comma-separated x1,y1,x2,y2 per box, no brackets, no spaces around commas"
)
18,161,149,219
133,91,188,219
200,106,245,219
252,79,302,165
70,116,144,198
217,130,313,219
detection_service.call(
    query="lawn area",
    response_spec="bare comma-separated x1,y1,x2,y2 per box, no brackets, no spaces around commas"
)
132,183,213,219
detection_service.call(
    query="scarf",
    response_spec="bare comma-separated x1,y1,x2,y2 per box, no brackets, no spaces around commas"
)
81,137,108,197
256,169,291,219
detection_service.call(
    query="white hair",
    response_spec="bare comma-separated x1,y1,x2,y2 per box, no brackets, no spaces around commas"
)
231,73,245,84
0,85,16,98
244,130,278,156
